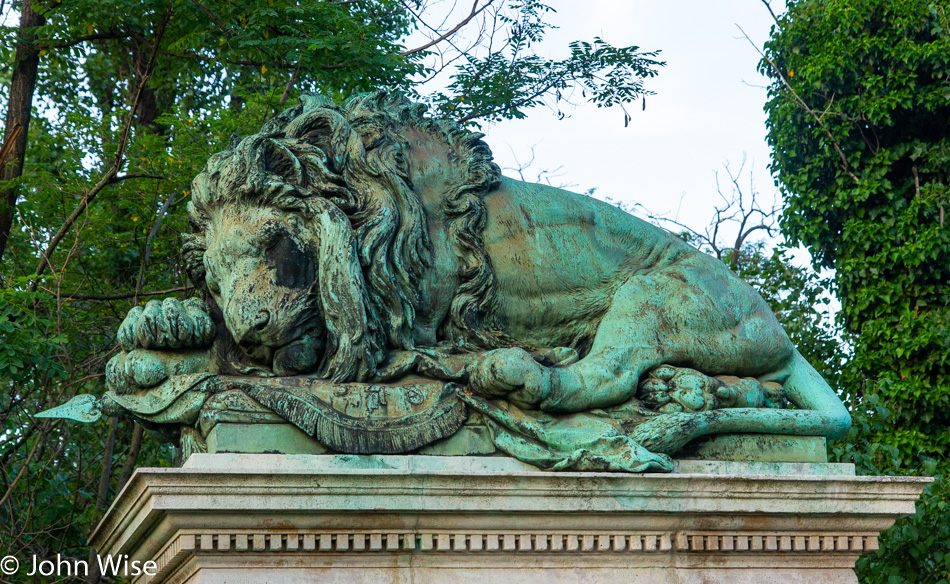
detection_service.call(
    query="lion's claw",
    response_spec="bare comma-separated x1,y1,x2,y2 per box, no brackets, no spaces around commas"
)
118,298,214,351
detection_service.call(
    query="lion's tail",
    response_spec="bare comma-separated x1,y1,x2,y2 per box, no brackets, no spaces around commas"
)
780,350,851,440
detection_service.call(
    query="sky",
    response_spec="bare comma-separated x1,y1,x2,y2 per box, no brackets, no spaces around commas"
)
417,0,788,247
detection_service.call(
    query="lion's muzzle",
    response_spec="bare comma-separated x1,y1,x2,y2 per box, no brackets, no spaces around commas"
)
272,333,323,376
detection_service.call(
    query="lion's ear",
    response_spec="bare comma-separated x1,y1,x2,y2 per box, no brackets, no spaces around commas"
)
312,201,380,382
262,139,306,188
284,109,357,174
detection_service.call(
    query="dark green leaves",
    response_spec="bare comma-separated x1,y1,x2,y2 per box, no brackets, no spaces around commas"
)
764,2,950,580
426,1,663,125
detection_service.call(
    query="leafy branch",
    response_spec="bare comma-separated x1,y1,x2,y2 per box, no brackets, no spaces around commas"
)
29,1,173,290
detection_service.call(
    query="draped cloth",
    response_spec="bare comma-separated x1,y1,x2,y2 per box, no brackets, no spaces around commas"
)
84,347,675,471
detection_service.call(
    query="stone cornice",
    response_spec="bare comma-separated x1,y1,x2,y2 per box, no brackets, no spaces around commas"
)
88,455,931,584
147,529,884,583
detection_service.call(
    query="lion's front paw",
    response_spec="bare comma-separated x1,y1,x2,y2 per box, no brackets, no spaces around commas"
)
117,297,215,351
468,348,551,409
637,366,787,413
106,348,214,394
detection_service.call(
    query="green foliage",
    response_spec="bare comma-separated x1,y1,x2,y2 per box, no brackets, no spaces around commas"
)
832,391,950,583
763,1,950,580
0,287,67,382
428,0,663,124
35,0,423,104
0,283,175,581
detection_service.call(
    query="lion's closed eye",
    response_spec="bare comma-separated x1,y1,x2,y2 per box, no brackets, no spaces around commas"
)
257,222,285,252
269,237,316,290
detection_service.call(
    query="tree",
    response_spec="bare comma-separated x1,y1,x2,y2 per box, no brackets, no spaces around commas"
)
762,1,950,580
0,0,44,261
0,1,664,578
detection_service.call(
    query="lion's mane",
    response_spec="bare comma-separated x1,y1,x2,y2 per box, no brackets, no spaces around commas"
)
182,91,503,382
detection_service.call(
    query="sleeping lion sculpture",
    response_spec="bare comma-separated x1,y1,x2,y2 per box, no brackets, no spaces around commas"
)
44,91,850,471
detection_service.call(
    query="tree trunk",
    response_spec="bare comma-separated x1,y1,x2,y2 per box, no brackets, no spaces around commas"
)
0,0,45,264
117,422,144,487
131,44,159,130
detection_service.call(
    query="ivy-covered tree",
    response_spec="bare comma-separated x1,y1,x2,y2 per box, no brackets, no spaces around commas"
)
762,1,950,580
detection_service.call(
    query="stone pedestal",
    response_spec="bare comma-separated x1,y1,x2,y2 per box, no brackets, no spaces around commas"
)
89,454,929,584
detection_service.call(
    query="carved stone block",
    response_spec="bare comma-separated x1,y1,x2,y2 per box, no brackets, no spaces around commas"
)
89,454,929,584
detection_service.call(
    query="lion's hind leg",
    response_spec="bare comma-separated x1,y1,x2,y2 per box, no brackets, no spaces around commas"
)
762,350,851,439
532,267,784,413
625,352,851,455
469,267,850,447
469,270,746,414
638,365,787,414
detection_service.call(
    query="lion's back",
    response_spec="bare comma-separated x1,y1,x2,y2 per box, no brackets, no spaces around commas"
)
483,177,697,278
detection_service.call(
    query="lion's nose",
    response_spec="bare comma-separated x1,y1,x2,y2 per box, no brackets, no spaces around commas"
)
252,309,271,332
231,309,271,345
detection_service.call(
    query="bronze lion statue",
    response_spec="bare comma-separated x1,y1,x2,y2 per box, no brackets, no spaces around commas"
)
47,91,849,471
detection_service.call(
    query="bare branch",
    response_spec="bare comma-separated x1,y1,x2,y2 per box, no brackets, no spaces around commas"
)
133,191,177,303
158,48,349,71
400,0,490,80
109,173,165,183
51,31,129,49
279,66,301,107
402,0,494,57
760,0,780,25
736,24,860,184
53,286,192,301
502,144,574,189
739,223,774,244
188,0,224,28
648,157,779,269
0,421,52,509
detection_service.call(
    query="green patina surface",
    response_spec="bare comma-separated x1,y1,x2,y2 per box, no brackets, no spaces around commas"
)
205,421,829,467
678,434,827,464
39,91,850,472
207,422,329,455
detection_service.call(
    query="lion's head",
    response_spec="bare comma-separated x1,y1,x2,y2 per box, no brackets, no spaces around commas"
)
182,91,501,382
